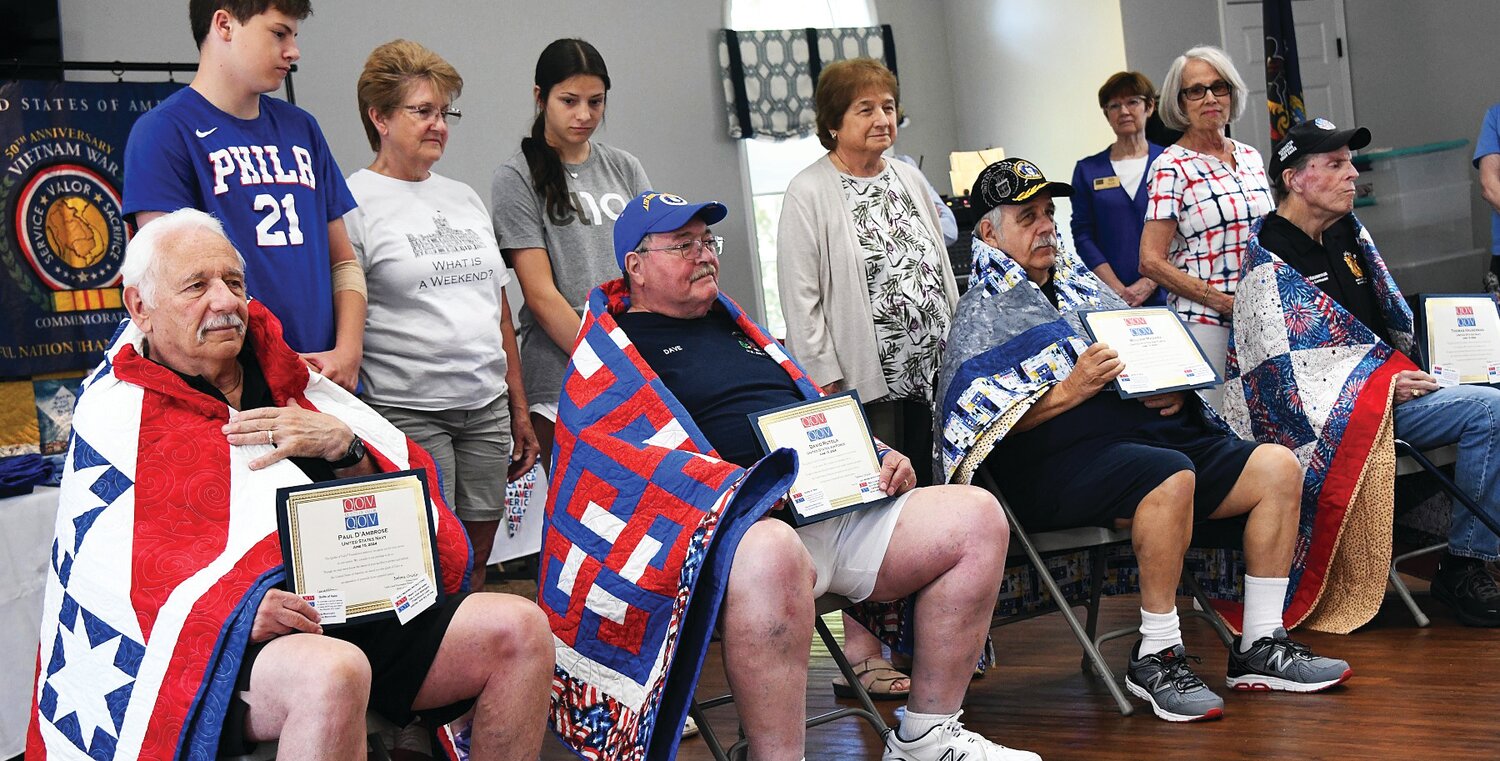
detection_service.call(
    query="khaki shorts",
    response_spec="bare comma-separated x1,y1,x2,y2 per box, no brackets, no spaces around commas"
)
369,395,512,522
795,491,912,603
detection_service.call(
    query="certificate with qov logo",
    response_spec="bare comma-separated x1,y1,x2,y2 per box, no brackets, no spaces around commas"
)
277,470,442,627
1421,295,1500,386
750,391,896,527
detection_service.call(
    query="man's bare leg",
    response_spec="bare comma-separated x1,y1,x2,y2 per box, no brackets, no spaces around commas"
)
720,518,817,761
865,485,1006,714
1206,444,1302,576
241,634,371,761
1120,470,1196,614
412,593,554,761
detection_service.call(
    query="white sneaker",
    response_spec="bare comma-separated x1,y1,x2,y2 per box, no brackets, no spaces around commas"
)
881,711,1041,761
681,714,700,739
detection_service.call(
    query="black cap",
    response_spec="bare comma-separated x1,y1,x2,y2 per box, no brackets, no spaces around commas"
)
970,158,1073,220
1269,118,1372,180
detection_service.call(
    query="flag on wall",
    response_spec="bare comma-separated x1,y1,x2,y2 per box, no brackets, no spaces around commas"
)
0,79,182,377
1263,0,1306,143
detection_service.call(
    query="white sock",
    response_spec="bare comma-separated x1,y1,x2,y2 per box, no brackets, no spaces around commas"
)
1137,606,1182,657
1241,575,1290,651
898,709,956,742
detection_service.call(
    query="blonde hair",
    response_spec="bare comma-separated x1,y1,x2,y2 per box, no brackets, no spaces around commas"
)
356,39,463,152
1158,45,1248,131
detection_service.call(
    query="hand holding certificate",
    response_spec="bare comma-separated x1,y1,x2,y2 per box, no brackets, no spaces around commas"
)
1080,307,1221,398
751,391,895,526
277,470,443,627
1421,295,1500,386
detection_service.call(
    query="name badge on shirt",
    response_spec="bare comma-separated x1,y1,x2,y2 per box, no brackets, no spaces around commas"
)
1093,176,1122,191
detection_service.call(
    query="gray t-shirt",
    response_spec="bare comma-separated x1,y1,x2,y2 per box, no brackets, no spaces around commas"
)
344,168,511,411
491,141,650,406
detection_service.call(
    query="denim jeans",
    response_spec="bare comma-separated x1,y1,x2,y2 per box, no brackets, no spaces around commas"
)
1392,384,1500,560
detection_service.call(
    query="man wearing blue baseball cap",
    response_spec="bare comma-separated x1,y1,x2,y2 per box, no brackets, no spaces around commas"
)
540,190,1038,761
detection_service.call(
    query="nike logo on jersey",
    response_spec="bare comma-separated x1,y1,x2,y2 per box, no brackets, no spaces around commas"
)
195,127,219,138
208,144,316,195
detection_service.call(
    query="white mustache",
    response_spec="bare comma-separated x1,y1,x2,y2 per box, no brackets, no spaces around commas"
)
689,263,717,282
197,312,246,342
1033,234,1059,252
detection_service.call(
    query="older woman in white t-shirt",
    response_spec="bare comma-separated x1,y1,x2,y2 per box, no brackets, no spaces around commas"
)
343,40,539,588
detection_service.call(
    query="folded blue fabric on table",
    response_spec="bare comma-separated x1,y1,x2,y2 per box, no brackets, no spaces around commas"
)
0,453,55,498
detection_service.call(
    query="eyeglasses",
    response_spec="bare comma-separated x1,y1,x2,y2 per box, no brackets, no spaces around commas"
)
1179,81,1232,101
1104,96,1147,113
401,104,462,124
639,236,724,259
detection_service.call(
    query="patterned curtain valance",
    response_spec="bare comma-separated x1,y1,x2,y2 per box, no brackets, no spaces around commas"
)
718,24,897,141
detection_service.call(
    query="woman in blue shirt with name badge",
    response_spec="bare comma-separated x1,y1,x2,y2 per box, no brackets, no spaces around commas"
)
1071,71,1166,306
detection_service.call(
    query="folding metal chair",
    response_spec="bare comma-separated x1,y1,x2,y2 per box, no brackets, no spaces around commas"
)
976,468,1233,716
689,594,889,761
1386,439,1500,626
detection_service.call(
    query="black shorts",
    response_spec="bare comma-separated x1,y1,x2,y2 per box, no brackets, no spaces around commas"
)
991,434,1260,532
218,591,473,755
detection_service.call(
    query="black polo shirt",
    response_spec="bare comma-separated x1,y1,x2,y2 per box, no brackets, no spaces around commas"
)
1257,212,1391,345
614,307,804,467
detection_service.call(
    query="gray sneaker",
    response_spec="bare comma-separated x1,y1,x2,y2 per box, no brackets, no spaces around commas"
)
1124,642,1225,722
1226,628,1351,692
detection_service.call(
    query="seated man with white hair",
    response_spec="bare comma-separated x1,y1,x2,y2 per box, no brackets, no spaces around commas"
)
935,159,1350,724
27,208,552,761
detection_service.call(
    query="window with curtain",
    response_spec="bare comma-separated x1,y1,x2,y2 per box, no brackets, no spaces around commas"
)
725,0,877,338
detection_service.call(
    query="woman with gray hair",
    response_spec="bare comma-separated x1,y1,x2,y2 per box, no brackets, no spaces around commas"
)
1139,45,1273,409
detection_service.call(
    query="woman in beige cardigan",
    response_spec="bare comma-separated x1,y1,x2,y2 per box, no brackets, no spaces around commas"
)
776,57,960,699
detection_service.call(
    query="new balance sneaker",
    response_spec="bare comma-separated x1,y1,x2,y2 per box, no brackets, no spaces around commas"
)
1226,628,1351,692
1431,555,1500,627
881,711,1041,761
1124,642,1224,722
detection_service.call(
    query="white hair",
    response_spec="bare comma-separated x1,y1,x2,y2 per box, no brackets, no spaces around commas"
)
122,208,241,307
980,205,1007,245
1158,45,1249,131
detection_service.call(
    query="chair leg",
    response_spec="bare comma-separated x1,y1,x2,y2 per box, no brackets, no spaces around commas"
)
1080,547,1107,676
978,472,1134,716
1388,564,1432,628
815,614,890,735
1397,443,1500,538
1387,542,1444,628
1180,568,1235,648
689,698,731,761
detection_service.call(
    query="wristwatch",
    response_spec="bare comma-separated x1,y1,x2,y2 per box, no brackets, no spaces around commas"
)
328,434,367,469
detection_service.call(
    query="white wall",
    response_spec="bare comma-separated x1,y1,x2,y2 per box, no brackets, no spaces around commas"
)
1119,0,1222,89
940,0,1128,247
877,0,960,179
1345,0,1500,252
59,0,763,317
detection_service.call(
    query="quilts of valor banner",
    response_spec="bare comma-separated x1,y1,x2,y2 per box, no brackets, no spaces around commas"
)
0,79,182,377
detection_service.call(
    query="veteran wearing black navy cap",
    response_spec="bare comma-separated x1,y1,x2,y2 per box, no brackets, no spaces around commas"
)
1255,120,1500,627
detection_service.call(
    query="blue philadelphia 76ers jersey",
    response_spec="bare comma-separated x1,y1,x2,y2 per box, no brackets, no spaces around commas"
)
123,87,356,353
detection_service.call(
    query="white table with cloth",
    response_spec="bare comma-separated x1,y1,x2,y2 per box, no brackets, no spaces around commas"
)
1,485,60,758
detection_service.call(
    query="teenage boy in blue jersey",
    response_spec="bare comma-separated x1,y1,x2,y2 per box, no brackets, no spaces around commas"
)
124,0,365,390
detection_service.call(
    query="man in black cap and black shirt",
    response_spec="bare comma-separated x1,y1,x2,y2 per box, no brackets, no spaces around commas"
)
950,158,1350,724
1259,119,1500,627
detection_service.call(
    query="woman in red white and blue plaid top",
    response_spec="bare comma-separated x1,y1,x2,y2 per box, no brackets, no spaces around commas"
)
1140,45,1274,409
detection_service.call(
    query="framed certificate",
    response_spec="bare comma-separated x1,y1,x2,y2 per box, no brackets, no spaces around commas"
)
750,391,896,527
276,469,443,627
1080,307,1221,398
1420,295,1500,386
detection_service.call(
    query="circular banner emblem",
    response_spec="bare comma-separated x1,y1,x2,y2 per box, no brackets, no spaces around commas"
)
13,163,127,291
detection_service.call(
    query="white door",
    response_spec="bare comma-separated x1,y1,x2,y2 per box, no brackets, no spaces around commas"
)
1219,0,1356,157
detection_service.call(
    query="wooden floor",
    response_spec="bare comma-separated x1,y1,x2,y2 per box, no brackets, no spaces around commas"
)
537,577,1500,761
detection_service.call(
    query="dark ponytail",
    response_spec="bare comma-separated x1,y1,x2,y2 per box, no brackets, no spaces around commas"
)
521,38,611,221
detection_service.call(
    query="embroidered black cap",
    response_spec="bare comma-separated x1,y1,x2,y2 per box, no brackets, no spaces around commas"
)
970,158,1073,220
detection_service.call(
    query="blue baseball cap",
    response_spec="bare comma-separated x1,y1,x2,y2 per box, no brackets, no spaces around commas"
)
613,191,729,269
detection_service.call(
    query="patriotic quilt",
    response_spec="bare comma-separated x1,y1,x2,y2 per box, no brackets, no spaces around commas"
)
540,279,827,761
27,302,471,760
1223,216,1414,632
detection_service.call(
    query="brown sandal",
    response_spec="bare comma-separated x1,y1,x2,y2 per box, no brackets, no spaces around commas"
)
831,656,911,700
